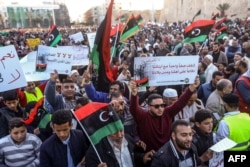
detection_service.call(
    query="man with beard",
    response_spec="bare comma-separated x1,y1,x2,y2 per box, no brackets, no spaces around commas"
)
208,42,228,67
229,59,248,90
151,120,202,167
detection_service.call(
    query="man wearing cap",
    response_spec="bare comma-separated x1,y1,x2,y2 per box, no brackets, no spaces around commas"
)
162,88,178,106
216,93,250,151
204,54,218,83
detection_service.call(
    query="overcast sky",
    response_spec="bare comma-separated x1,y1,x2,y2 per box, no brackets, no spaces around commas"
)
64,0,164,21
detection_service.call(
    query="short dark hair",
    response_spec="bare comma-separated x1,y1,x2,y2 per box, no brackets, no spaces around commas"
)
194,109,213,123
62,79,75,84
2,89,18,101
171,120,190,133
76,97,89,106
110,81,125,92
9,117,26,131
110,92,123,100
147,93,162,105
212,71,223,79
51,110,72,125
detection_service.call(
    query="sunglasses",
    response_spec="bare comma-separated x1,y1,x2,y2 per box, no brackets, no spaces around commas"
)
149,103,166,109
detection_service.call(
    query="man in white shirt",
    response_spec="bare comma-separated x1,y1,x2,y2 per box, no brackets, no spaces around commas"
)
204,54,218,83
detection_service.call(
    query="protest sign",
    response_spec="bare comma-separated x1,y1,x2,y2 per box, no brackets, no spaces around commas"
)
57,45,89,66
26,38,41,49
20,51,50,82
86,32,96,52
134,56,199,86
0,45,27,91
37,45,73,74
69,32,84,43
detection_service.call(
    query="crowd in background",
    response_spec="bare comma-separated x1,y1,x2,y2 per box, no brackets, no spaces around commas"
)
0,16,250,167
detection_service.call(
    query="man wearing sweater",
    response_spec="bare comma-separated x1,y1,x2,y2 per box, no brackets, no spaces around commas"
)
0,118,42,167
129,76,200,152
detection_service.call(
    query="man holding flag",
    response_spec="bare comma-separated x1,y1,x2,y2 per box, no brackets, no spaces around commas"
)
79,103,154,167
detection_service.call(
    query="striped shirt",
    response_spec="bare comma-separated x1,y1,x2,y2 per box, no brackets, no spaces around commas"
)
0,133,42,167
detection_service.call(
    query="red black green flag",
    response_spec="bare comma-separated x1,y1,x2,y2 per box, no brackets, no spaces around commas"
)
135,14,143,25
182,19,215,43
120,14,140,42
115,13,127,22
90,0,114,92
73,102,124,145
47,25,62,47
215,26,228,42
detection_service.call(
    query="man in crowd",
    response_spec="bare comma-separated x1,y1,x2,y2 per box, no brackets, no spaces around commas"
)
129,76,200,151
216,93,250,151
151,120,207,167
40,109,89,167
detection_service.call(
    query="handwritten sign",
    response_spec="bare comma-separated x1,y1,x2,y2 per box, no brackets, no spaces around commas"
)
134,56,199,86
20,51,50,82
26,38,41,49
86,32,96,52
0,45,27,91
57,45,89,66
69,32,84,43
37,45,73,74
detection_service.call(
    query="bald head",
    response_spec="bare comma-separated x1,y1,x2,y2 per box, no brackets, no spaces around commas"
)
216,79,232,95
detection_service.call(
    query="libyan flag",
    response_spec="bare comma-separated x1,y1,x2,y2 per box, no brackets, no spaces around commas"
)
48,25,62,47
90,0,114,92
120,14,140,42
215,26,227,42
182,19,215,43
135,14,143,25
74,102,124,145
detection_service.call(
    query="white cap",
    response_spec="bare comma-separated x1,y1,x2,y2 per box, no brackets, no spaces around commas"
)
204,54,213,62
70,70,78,76
163,88,178,98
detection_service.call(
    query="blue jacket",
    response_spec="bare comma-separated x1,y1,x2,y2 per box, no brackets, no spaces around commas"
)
84,82,110,103
197,82,216,106
39,129,89,167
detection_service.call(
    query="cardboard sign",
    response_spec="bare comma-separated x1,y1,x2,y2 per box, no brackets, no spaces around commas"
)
0,45,27,91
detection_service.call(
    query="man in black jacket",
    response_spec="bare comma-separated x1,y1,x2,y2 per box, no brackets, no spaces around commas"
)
192,109,214,166
151,120,201,167
39,109,89,167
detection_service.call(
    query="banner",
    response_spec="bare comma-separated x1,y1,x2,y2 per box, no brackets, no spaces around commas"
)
86,32,96,53
134,56,199,86
0,45,27,91
20,51,50,82
26,38,41,49
69,32,84,43
37,45,73,74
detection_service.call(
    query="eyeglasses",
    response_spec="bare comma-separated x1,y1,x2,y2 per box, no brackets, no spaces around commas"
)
149,103,166,109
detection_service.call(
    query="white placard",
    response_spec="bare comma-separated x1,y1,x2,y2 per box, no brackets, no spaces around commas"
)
134,56,199,86
209,137,237,152
20,51,50,82
69,32,84,43
37,45,73,74
86,32,96,52
57,45,89,66
0,45,27,91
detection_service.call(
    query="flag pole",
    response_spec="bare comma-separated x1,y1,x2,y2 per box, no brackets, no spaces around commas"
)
197,38,208,55
71,109,103,164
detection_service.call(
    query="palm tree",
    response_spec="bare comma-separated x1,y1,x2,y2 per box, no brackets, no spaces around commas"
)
216,3,230,17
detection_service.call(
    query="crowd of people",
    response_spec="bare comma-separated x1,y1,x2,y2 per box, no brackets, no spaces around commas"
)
0,15,250,167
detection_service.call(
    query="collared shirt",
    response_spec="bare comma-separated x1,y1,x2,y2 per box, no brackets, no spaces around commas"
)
216,111,240,142
107,137,133,167
62,134,75,167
